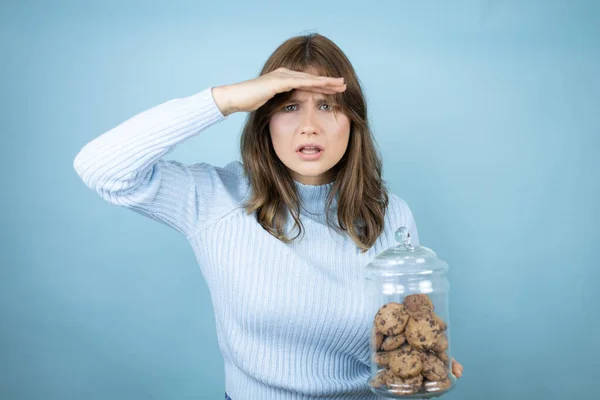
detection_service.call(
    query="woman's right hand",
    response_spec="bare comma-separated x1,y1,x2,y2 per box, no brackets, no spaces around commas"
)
211,67,347,116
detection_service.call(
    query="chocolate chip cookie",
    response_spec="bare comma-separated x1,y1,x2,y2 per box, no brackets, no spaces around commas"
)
388,343,424,378
405,312,443,351
374,302,410,336
386,373,424,395
381,333,406,351
432,332,448,353
403,293,434,315
371,325,384,351
422,352,449,381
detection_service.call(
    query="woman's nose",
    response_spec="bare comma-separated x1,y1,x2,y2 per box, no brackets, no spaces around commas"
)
299,108,320,135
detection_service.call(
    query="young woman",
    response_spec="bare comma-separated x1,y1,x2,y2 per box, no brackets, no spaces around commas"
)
74,33,463,399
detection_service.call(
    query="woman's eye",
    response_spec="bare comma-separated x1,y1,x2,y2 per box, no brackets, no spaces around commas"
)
283,104,333,112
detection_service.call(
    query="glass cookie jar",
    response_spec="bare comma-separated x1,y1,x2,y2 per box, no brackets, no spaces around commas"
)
365,227,456,398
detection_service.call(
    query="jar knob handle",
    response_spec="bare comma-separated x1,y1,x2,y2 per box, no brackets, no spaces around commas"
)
395,227,413,249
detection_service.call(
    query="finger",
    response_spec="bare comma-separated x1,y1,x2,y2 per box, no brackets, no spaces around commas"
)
291,83,346,95
312,85,346,92
284,80,343,95
302,89,340,95
451,366,460,378
283,68,345,83
319,77,345,85
305,75,344,83
303,79,345,90
294,70,344,83
451,362,463,378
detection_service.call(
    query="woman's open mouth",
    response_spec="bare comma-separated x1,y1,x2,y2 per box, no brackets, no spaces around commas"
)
297,147,323,161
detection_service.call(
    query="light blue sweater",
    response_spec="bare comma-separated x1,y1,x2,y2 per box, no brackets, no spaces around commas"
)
73,87,420,399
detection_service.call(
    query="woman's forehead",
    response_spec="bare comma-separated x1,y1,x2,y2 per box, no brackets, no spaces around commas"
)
289,90,328,101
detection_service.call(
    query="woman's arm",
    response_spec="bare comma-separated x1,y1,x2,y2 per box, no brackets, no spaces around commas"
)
73,87,242,237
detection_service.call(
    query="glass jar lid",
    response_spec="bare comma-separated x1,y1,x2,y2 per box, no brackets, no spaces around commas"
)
366,227,449,275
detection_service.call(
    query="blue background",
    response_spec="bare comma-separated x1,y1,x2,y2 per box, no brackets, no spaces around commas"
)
2,0,599,399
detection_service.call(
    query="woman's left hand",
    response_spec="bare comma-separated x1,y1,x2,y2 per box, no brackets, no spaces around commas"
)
451,358,463,378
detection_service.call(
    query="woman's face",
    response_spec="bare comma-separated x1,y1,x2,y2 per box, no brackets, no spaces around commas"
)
269,79,350,185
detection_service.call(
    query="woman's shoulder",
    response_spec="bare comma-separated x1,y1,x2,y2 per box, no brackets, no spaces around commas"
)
387,192,414,218
190,159,246,182
386,192,417,227
188,159,250,204
386,191,420,246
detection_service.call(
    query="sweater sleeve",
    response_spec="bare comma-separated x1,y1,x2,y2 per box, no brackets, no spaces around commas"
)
73,87,245,238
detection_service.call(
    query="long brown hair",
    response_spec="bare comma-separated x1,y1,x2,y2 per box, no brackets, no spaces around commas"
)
240,32,389,253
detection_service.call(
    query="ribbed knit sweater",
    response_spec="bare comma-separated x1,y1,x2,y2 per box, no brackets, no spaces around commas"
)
73,87,420,399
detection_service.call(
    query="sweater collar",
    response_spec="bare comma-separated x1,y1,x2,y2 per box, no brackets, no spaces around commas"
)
293,180,337,215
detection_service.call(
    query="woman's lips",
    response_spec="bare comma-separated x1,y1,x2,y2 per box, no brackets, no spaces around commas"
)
297,149,324,161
